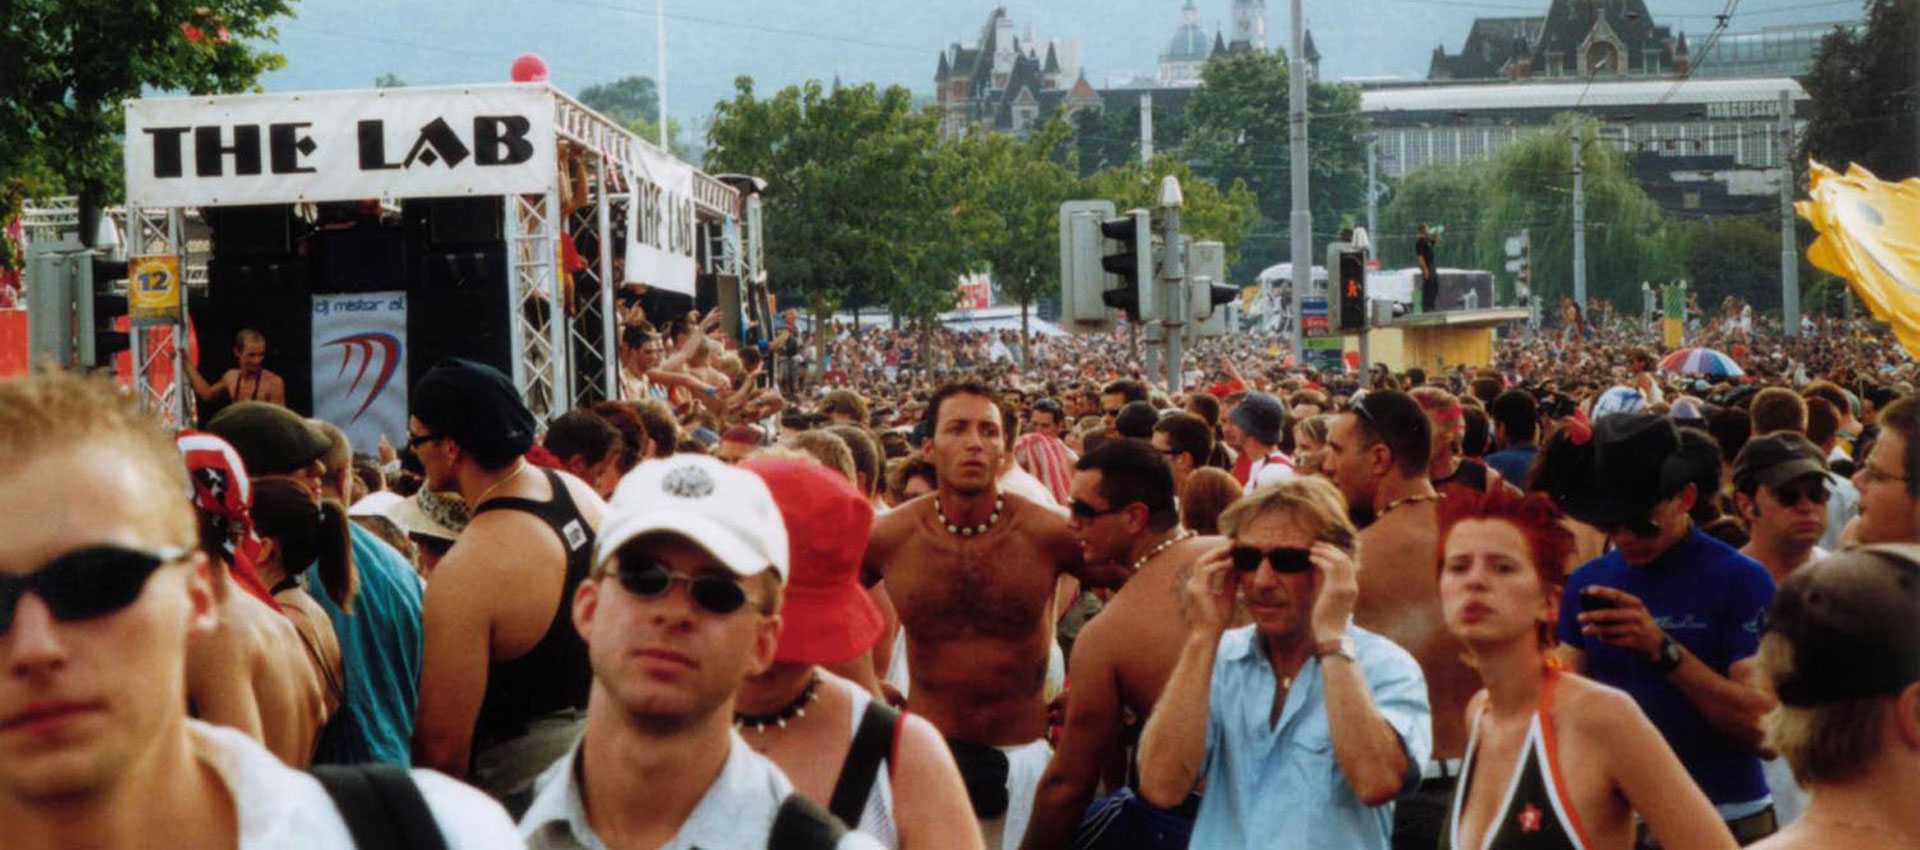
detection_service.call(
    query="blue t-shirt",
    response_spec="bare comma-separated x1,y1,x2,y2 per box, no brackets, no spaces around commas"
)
307,522,424,766
1483,444,1539,486
1557,526,1774,807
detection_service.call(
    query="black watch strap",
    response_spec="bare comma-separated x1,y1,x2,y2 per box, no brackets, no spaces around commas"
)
1651,635,1683,674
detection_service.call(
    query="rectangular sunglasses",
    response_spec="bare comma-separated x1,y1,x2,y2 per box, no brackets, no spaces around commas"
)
617,558,752,615
1229,545,1315,574
1,544,186,632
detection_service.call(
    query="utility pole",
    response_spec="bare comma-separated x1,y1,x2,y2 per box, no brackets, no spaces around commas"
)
1161,176,1187,394
1287,0,1311,365
1779,88,1800,336
1571,126,1587,309
656,0,669,149
1140,92,1154,162
1366,135,1379,244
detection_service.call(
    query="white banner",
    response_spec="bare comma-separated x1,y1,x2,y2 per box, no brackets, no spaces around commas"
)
624,144,698,296
126,84,556,207
312,291,408,455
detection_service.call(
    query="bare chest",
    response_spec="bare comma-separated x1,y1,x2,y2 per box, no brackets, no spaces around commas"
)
887,533,1055,642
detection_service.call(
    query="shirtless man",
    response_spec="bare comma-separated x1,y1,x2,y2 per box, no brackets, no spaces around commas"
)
1320,388,1473,850
863,379,1123,850
190,328,287,407
1022,440,1223,850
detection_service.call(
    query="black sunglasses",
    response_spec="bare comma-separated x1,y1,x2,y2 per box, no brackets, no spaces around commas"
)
1602,515,1662,539
1229,546,1315,573
1774,478,1830,508
1069,499,1129,520
406,430,446,452
1,545,186,633
616,559,753,615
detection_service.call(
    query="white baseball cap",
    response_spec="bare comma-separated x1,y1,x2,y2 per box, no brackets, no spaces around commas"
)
595,454,790,581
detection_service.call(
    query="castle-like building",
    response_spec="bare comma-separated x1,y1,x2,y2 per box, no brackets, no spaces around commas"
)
1426,0,1688,81
934,2,1296,139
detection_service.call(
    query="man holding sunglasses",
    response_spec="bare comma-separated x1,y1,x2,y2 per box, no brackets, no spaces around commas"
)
1137,477,1430,850
521,454,880,849
1733,433,1832,585
1556,414,1781,844
0,373,520,849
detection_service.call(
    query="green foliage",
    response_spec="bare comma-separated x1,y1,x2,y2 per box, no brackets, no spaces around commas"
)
1799,0,1918,182
0,0,293,215
1381,114,1684,310
1179,51,1370,282
706,77,960,326
1077,156,1259,268
373,72,407,89
578,75,661,126
1671,218,1781,311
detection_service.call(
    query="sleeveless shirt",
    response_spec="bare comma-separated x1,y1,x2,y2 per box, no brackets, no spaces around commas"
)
469,468,597,752
1443,671,1592,850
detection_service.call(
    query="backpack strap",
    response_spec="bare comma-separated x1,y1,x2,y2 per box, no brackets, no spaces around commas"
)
309,764,449,850
770,792,849,850
826,699,899,828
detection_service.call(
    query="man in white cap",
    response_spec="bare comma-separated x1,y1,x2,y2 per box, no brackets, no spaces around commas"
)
520,455,880,849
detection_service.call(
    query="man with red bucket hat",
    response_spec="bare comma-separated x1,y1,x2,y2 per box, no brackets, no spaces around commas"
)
736,456,981,850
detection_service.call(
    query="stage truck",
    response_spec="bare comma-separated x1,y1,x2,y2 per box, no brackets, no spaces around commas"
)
26,81,767,451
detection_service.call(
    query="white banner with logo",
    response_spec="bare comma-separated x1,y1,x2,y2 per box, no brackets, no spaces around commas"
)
624,144,698,296
312,291,408,454
125,84,556,207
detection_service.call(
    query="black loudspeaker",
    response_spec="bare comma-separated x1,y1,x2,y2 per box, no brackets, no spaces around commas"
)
204,204,298,260
310,225,410,294
698,273,741,342
408,246,512,393
412,197,502,249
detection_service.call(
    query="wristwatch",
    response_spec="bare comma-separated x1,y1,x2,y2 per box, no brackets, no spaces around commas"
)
1315,635,1357,664
1650,635,1683,675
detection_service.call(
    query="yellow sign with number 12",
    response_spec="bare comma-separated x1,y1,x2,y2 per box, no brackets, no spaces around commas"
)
128,254,182,324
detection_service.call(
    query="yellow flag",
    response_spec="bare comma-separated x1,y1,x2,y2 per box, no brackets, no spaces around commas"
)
1796,161,1920,358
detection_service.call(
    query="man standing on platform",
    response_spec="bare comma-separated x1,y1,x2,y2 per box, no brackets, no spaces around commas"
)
1415,225,1438,313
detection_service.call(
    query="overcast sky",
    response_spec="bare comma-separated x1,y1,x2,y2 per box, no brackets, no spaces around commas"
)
260,0,1866,129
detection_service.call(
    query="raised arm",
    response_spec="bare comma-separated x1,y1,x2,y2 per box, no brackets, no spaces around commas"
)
1311,542,1421,806
1021,624,1124,850
1136,545,1235,809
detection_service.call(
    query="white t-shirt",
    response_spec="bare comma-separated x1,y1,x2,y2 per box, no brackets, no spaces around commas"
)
1244,452,1296,495
188,720,521,849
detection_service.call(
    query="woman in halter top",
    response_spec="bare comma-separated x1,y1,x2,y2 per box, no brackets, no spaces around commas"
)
1435,489,1735,850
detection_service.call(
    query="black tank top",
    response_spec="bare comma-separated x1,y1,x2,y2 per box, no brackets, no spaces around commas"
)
1437,457,1494,495
469,468,597,752
1443,671,1591,850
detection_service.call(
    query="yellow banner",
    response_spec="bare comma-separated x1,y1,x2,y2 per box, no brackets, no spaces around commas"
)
1796,161,1920,358
127,254,182,324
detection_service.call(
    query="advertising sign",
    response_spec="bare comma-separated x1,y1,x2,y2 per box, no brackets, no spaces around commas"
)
1302,296,1331,338
128,254,182,325
125,85,557,207
312,291,408,454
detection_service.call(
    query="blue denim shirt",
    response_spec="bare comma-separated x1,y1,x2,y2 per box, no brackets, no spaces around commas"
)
1192,624,1432,850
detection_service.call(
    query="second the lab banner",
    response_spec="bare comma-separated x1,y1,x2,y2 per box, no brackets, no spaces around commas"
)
312,291,408,453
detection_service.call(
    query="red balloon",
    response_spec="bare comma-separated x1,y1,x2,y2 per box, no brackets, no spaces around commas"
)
509,53,549,83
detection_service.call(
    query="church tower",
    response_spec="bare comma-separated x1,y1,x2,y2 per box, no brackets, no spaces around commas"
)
1231,0,1267,53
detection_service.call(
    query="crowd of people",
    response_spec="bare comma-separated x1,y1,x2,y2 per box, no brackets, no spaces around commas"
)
4,298,1920,850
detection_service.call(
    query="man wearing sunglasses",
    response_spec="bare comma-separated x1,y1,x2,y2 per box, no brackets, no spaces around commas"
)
0,373,520,849
1556,414,1781,844
521,455,880,849
1733,433,1832,585
1137,477,1430,850
1023,439,1222,850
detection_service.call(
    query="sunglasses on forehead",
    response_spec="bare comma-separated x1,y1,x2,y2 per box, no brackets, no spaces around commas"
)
1229,545,1316,573
1,545,188,633
615,558,754,615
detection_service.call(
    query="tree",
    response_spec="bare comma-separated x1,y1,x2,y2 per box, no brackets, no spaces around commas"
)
373,72,407,89
1179,51,1370,282
1799,0,1918,182
949,120,1080,363
1,1,292,235
706,77,961,366
577,75,660,126
1377,164,1487,270
1079,156,1258,267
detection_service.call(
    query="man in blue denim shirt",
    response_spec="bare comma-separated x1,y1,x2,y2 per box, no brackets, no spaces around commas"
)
1137,478,1431,850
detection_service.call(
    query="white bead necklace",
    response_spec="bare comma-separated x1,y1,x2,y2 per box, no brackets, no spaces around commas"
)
1131,529,1194,572
935,493,1004,537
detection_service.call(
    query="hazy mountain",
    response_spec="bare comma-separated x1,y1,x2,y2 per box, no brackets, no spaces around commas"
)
260,0,1865,139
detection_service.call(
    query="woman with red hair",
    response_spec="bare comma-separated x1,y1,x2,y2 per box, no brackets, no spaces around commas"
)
1437,489,1734,850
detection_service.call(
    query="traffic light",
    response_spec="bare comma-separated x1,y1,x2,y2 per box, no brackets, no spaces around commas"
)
1326,242,1366,333
1185,240,1237,337
1059,200,1118,328
1099,209,1157,323
82,255,129,368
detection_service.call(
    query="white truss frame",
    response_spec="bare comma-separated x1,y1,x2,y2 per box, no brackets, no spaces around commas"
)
124,206,195,428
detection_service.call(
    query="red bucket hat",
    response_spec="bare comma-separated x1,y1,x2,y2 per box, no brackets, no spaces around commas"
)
741,456,882,665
